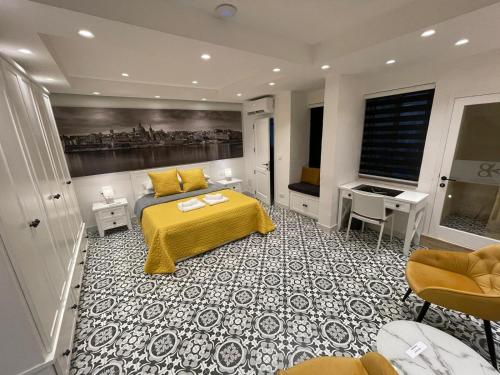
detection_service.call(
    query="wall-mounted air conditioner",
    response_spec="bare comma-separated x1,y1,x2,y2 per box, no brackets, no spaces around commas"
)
245,97,274,115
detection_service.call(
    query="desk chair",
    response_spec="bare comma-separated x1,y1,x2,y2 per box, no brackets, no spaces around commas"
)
346,190,394,252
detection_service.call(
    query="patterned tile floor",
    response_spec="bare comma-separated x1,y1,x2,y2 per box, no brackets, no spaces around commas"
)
70,205,499,374
442,214,500,241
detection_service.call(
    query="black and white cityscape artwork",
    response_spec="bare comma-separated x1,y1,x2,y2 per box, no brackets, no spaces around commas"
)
52,107,243,177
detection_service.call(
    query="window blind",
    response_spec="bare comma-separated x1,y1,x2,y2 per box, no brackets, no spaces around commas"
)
359,88,435,182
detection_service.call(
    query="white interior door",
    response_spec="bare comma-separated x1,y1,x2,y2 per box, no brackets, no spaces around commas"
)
253,118,271,204
429,93,500,249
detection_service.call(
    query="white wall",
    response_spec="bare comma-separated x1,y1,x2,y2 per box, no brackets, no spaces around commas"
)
242,89,320,207
289,91,311,185
318,48,500,238
318,74,365,230
51,94,245,227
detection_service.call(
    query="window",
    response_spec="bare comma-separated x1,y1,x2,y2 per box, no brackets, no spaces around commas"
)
309,106,323,168
359,88,435,182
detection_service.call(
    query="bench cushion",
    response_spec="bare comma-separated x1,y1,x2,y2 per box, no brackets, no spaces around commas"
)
288,182,320,197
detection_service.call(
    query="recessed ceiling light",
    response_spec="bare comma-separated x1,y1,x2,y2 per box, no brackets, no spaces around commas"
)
386,59,396,65
215,3,237,18
236,93,242,97
121,73,129,77
201,98,207,101
272,67,281,73
78,29,95,39
421,29,436,38
93,91,101,95
154,95,160,98
455,38,469,46
192,80,199,84
18,48,33,55
201,54,211,60
268,82,276,86
321,64,330,70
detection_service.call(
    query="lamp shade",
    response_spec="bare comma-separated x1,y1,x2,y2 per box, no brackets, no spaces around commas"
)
101,185,115,203
224,168,232,180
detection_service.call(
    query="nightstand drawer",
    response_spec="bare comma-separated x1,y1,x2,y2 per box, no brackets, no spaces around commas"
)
102,216,128,230
98,206,126,220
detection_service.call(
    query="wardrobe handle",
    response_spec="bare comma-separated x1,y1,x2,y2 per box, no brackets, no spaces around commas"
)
29,219,40,228
66,180,72,185
79,261,84,265
53,194,61,199
113,221,116,225
62,349,71,356
302,203,308,208
74,284,80,289
71,304,78,310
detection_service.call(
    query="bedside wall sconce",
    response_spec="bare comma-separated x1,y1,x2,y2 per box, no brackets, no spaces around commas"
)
101,185,115,204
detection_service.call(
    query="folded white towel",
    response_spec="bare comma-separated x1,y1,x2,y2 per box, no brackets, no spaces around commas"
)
177,199,206,212
180,198,199,208
202,196,229,206
205,193,223,201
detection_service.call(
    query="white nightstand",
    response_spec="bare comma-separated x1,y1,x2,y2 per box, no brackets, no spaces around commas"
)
92,197,132,237
216,177,243,192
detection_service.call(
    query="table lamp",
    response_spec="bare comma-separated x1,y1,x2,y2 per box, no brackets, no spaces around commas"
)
101,185,115,204
224,168,232,181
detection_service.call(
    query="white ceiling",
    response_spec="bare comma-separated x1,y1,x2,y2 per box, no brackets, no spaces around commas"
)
1,0,500,102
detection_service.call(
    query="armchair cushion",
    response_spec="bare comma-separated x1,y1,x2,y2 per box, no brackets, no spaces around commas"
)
406,245,500,321
277,353,397,375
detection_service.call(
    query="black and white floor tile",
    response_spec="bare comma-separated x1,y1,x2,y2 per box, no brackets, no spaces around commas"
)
71,206,499,374
442,214,499,240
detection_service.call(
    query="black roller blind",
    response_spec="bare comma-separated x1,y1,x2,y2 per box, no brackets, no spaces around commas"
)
359,88,435,182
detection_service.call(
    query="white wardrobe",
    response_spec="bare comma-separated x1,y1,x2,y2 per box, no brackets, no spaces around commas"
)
0,56,86,375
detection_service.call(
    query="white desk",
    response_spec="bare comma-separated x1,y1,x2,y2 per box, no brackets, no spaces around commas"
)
338,180,428,255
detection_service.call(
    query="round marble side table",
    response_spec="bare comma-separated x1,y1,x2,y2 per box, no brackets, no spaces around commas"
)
377,320,498,374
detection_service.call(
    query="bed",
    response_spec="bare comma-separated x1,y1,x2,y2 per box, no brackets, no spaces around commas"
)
134,183,275,274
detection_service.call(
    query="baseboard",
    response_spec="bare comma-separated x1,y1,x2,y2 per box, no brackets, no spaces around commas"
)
316,222,337,233
274,202,289,210
420,235,473,252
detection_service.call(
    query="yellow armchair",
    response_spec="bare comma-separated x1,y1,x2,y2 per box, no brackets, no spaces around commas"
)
403,244,500,369
277,352,397,375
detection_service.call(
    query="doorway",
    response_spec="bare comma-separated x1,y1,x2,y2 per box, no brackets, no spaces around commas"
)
253,117,274,205
429,93,500,248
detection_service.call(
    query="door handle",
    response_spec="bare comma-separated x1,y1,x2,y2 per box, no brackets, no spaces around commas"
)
53,193,61,199
262,162,269,167
29,219,41,228
440,176,456,182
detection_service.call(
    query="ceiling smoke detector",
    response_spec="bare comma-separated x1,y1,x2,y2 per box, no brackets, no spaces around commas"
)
215,3,237,18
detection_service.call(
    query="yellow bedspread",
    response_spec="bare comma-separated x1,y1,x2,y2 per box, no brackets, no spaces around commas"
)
141,189,275,274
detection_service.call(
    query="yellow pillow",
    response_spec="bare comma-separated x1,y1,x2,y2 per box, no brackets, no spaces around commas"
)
148,169,182,198
301,167,320,186
178,168,208,192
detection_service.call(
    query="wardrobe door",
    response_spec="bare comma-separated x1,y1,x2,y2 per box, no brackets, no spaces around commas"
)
33,88,81,239
3,65,72,273
0,67,62,352
19,81,76,262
